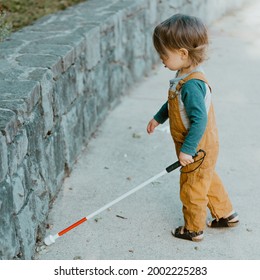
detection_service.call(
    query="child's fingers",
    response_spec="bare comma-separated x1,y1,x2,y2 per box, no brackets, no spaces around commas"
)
180,158,194,166
147,119,159,134
147,121,154,134
147,123,154,134
179,152,194,166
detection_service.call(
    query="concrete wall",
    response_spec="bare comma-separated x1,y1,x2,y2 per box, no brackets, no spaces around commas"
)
0,0,247,260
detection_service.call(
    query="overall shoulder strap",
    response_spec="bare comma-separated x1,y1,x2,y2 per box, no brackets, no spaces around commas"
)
176,72,212,92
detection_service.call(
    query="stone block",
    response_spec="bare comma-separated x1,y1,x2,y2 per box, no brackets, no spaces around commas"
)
43,127,66,198
74,59,85,97
14,200,36,259
91,61,110,122
16,54,63,79
26,162,49,225
85,26,101,70
28,20,80,33
23,106,59,195
12,29,62,42
35,32,86,58
11,159,49,258
60,99,85,170
0,134,8,183
0,38,25,52
0,80,41,115
108,63,124,103
0,41,24,60
12,169,26,215
19,43,75,72
0,100,30,124
53,66,79,117
0,178,19,260
38,70,55,136
23,106,48,187
0,109,19,144
82,94,97,140
0,57,30,81
7,129,28,176
147,0,157,25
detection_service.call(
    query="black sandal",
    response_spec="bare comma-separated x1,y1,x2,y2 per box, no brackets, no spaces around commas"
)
172,226,204,242
208,212,239,228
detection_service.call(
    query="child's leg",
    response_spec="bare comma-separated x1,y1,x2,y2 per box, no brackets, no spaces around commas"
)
173,145,211,233
180,168,237,232
179,168,211,232
207,171,239,227
207,171,233,220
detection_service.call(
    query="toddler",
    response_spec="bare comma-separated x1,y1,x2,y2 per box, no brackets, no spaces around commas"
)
147,14,239,241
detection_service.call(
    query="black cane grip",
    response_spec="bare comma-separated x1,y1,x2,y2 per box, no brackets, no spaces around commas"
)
166,160,181,173
165,150,206,173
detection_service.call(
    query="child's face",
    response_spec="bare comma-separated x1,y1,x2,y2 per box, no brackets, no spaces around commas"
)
160,48,189,71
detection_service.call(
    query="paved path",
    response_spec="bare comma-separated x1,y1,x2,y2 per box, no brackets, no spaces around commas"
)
37,1,260,260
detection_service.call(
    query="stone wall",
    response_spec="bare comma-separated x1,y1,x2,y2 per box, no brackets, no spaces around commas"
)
0,0,247,259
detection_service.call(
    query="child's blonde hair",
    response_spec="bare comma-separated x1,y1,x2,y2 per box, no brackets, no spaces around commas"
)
153,14,209,66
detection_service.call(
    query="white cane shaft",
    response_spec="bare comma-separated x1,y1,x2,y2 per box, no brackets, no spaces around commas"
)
86,170,167,220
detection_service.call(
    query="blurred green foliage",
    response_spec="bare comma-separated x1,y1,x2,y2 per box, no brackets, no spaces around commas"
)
0,0,87,33
0,10,11,41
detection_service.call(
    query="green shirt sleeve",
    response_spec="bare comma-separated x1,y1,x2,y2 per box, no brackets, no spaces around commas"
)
180,80,207,156
153,101,168,124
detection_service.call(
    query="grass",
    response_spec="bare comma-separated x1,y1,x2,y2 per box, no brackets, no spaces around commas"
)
0,10,11,41
0,0,87,33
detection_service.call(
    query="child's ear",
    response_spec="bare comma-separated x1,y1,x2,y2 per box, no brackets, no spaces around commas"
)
179,48,189,59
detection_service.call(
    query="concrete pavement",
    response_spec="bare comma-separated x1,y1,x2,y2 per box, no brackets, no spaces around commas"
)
36,0,260,260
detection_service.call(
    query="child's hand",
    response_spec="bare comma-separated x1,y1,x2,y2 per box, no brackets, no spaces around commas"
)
179,151,194,166
147,119,159,134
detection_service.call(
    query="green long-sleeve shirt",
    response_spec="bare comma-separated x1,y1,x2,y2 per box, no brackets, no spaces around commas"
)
154,79,208,156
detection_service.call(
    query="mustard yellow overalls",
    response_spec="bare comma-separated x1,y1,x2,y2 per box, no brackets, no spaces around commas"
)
168,72,233,232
